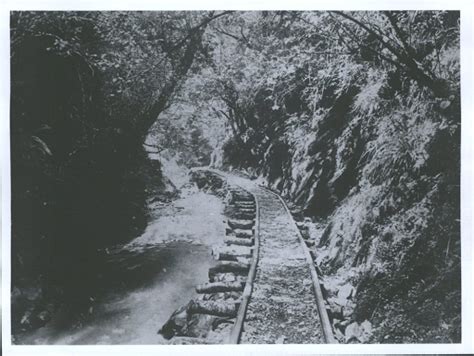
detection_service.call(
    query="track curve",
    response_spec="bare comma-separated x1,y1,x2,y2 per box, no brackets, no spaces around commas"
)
209,170,336,344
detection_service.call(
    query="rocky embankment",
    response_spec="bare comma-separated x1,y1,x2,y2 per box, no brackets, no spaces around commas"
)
292,217,372,343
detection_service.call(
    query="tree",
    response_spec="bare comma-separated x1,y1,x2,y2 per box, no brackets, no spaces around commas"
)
329,11,459,97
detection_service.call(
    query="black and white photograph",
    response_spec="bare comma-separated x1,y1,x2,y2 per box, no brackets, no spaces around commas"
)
1,1,473,355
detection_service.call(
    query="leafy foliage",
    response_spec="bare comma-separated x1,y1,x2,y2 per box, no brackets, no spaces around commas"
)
10,10,229,332
190,10,460,342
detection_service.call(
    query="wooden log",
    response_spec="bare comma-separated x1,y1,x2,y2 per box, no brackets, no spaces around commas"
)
208,261,250,280
236,257,251,265
226,228,253,238
212,246,253,256
212,246,253,261
196,281,245,294
229,206,255,213
228,206,255,212
231,213,255,220
235,229,254,238
188,300,238,317
209,272,242,283
237,210,255,216
224,237,254,246
232,194,253,199
226,227,253,236
234,202,255,208
203,290,242,301
234,198,254,203
234,207,255,212
234,206,255,211
227,219,255,230
231,205,253,210
225,227,253,239
226,234,253,241
232,198,253,203
215,252,238,261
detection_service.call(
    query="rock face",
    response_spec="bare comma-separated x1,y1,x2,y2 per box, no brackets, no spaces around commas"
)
218,53,460,342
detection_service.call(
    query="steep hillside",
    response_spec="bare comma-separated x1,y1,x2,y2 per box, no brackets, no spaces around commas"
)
206,11,461,342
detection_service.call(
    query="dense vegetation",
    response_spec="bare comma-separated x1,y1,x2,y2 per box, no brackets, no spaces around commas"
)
10,11,228,332
199,11,461,342
11,11,460,342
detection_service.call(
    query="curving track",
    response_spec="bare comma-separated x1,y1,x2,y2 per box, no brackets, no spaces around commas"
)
213,170,336,344
163,169,335,344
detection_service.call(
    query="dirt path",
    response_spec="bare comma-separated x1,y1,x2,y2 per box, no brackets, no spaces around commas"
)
220,173,325,344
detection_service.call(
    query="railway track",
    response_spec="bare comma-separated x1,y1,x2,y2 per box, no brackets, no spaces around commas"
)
160,169,336,344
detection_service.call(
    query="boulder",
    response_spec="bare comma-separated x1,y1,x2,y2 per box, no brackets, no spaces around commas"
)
159,302,225,340
343,320,373,343
159,303,189,339
344,322,362,343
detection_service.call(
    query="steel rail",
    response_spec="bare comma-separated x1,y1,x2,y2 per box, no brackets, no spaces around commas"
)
202,169,260,344
226,185,260,344
261,186,337,344
202,168,334,344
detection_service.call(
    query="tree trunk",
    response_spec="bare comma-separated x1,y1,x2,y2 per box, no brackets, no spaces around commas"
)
139,11,233,138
